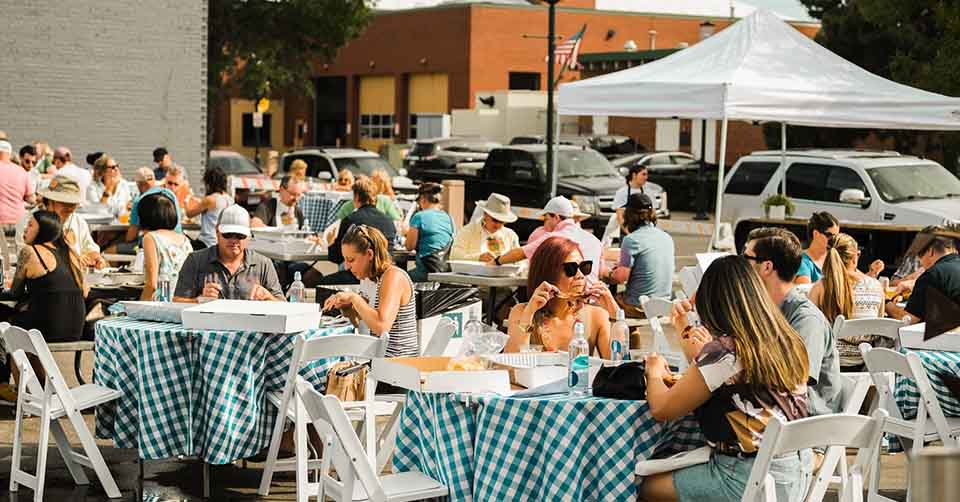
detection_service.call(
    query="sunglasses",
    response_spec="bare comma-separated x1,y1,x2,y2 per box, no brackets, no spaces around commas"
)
222,233,248,241
741,252,768,263
346,224,374,245
106,164,119,170
562,260,593,277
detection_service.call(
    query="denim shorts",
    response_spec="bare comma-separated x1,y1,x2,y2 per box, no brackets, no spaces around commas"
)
673,449,813,502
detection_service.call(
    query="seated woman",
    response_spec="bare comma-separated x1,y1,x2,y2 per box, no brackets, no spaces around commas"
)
505,236,617,355
2,210,87,343
405,183,454,282
640,255,812,502
322,224,419,358
87,154,133,216
333,169,354,192
607,193,674,317
372,169,396,200
289,159,308,184
139,194,193,301
808,233,887,369
334,174,402,222
186,166,232,248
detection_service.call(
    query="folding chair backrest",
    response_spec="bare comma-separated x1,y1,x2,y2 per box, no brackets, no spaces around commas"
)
298,380,387,502
300,334,387,364
422,317,457,356
639,295,674,320
832,315,903,344
742,409,888,502
0,323,74,408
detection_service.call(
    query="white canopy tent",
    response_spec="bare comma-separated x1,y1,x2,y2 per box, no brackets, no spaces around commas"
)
558,9,960,246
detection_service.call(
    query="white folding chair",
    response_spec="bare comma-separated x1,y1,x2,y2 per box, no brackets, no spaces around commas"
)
806,373,874,502
833,316,902,358
1,323,122,500
258,333,391,502
421,317,457,357
859,344,960,502
639,295,687,371
741,410,888,502
298,381,447,502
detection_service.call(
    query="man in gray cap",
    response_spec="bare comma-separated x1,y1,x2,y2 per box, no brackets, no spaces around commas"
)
451,193,520,262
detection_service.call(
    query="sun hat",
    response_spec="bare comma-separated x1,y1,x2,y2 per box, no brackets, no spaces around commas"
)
39,176,82,204
537,196,575,219
217,204,251,237
476,193,518,223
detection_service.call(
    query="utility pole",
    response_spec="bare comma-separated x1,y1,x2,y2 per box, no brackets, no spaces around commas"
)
545,0,560,197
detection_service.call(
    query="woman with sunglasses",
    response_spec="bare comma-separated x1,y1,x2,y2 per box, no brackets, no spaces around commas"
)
322,224,419,358
504,236,616,355
87,154,132,216
641,256,812,502
808,233,887,369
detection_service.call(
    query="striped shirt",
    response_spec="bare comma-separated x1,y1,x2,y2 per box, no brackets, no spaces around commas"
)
372,266,419,357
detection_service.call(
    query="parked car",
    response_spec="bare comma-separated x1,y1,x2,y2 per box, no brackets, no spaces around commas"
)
279,147,416,192
412,144,625,239
723,149,960,229
508,135,591,147
207,150,272,210
404,137,500,177
613,151,709,212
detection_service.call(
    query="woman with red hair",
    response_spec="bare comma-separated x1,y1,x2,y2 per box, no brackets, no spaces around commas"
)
505,236,616,355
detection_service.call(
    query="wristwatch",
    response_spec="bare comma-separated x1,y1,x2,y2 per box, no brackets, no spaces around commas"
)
494,255,502,266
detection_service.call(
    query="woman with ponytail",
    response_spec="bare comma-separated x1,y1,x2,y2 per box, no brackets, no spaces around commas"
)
405,182,454,281
809,233,886,368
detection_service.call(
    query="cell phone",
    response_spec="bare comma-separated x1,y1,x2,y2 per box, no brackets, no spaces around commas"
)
686,310,703,329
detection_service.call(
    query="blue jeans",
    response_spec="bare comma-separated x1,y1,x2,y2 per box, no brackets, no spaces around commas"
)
673,449,814,502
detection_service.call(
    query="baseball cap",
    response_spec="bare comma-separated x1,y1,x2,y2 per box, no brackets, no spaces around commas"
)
0,140,11,154
134,167,156,182
538,196,575,218
217,204,251,237
53,146,72,160
622,193,654,211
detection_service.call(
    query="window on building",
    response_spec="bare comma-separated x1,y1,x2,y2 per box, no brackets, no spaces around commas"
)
409,114,419,140
359,114,393,140
242,113,272,147
509,72,541,91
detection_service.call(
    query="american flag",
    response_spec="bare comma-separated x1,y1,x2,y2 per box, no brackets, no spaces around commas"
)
555,25,586,70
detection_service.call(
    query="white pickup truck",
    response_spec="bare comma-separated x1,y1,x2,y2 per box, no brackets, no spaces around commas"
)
722,149,960,228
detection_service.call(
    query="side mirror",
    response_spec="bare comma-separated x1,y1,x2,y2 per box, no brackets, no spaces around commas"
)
317,171,333,181
839,188,871,207
618,166,629,177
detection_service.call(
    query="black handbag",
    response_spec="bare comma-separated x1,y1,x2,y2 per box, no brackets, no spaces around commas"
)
592,361,648,400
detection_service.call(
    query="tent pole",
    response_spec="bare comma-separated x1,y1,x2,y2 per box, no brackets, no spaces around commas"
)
780,122,787,195
712,116,729,251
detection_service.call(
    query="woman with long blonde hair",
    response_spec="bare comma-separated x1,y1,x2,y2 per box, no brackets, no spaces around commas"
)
808,233,886,368
640,255,812,502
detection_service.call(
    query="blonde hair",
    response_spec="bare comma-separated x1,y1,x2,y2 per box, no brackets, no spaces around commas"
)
290,159,308,179
92,154,114,181
342,224,393,280
337,169,355,186
695,255,809,393
371,169,395,199
820,233,859,321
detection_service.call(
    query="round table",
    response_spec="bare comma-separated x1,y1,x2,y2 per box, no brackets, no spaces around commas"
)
94,317,352,464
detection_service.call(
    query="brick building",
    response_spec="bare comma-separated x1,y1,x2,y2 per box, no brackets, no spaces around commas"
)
0,0,208,188
211,1,818,162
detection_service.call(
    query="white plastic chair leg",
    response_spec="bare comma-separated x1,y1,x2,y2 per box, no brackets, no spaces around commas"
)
257,400,289,495
9,388,24,492
67,411,121,498
295,408,310,502
375,403,403,473
34,406,52,501
50,419,89,485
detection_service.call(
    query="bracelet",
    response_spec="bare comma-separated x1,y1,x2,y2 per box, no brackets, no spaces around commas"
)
494,255,502,266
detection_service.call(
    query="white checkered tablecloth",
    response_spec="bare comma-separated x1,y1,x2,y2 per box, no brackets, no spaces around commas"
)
300,193,348,232
94,318,353,464
895,349,960,419
393,391,705,502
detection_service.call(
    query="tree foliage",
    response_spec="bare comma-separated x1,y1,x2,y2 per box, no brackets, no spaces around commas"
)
208,0,373,103
765,0,960,171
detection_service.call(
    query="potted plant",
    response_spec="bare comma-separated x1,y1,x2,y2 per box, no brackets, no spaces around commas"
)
762,194,794,220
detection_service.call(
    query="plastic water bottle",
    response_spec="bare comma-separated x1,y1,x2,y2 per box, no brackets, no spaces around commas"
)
287,271,305,303
568,321,590,397
464,309,484,340
611,308,630,362
155,274,171,302
301,218,311,232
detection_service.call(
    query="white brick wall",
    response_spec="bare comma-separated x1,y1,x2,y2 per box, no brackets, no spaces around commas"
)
0,0,208,189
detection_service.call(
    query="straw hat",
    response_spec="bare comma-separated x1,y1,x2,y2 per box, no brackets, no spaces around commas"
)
476,193,518,223
39,176,82,204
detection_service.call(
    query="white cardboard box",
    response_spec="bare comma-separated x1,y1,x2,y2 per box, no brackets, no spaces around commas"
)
371,356,512,394
182,299,321,334
418,300,482,356
899,323,960,352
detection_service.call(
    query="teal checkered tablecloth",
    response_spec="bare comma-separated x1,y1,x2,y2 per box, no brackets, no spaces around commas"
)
895,349,960,419
300,193,348,232
94,317,353,464
393,391,705,501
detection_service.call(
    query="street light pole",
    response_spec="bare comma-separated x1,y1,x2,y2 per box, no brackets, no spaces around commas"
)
545,0,559,198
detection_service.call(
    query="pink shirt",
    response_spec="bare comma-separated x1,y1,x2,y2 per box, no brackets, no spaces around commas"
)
522,219,603,281
0,161,33,225
528,226,547,243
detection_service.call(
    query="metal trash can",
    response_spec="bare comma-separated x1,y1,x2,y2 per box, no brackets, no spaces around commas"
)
911,446,960,502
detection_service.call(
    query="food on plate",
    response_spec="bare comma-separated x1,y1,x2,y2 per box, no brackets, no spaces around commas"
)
446,356,487,371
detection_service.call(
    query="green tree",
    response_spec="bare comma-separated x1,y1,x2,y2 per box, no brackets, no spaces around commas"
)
208,0,373,137
766,0,960,172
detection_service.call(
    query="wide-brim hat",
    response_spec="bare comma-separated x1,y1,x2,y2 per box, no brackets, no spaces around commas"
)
477,193,518,223
39,176,82,204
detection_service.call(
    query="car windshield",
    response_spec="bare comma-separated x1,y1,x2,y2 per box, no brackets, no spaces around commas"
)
208,154,261,176
534,149,619,177
333,156,398,177
867,163,960,203
410,143,436,157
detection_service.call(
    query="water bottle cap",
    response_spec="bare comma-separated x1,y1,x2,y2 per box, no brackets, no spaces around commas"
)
294,271,302,281
616,308,625,320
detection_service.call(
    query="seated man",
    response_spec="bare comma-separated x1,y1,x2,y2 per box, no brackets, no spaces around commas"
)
162,164,191,210
134,167,156,195
173,205,284,302
16,176,106,268
319,177,396,285
251,176,306,228
608,194,674,316
887,225,960,322
450,193,520,262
